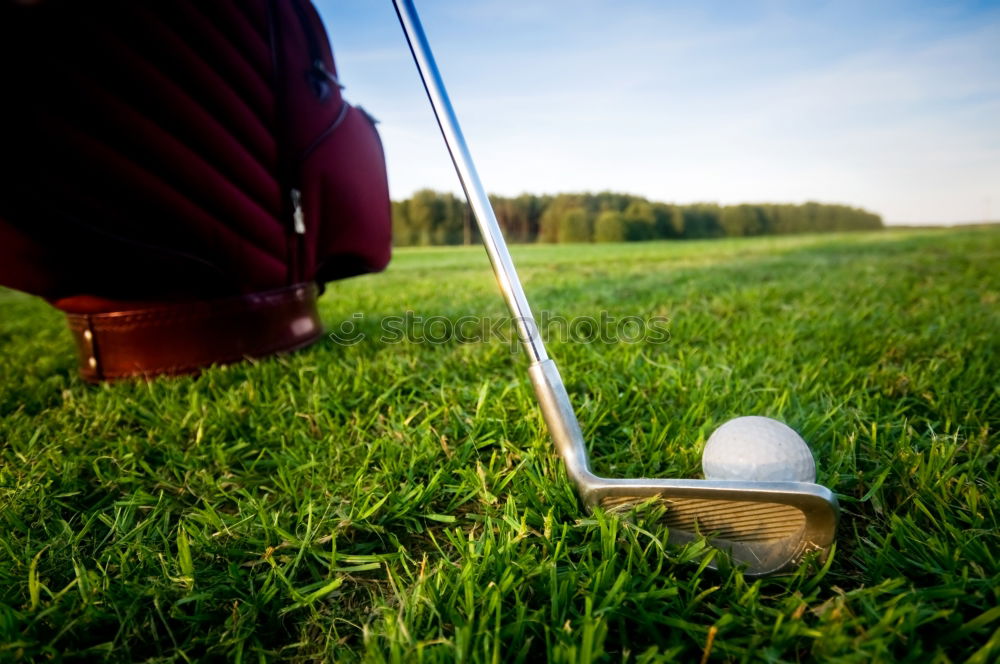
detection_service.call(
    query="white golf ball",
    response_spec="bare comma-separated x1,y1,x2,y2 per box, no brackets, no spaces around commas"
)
702,416,816,483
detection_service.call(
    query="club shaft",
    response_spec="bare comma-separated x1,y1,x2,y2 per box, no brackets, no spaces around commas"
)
391,0,547,363
393,0,597,484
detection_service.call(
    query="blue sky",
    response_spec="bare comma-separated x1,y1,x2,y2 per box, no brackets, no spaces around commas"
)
313,0,1000,225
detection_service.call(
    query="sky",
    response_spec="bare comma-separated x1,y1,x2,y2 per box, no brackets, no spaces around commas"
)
313,0,1000,225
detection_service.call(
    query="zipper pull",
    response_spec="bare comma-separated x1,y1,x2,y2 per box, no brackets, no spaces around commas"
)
313,59,344,89
291,188,306,234
307,60,344,100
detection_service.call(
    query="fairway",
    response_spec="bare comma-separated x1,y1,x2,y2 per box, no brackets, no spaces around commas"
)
1,228,998,662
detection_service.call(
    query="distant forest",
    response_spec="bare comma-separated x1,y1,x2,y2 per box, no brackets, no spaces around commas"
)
391,190,884,246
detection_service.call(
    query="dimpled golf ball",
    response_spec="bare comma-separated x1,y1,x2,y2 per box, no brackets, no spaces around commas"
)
702,416,816,483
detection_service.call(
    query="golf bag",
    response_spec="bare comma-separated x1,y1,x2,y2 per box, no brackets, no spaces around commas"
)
0,0,391,381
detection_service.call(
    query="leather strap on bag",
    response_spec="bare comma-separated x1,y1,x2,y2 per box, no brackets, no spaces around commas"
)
66,283,323,382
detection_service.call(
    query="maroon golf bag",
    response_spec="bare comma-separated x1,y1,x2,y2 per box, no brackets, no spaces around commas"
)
0,0,391,381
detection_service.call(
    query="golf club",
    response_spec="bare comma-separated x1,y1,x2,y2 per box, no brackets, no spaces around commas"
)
391,0,838,575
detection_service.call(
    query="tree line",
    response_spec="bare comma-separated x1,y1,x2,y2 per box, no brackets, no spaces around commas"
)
391,190,883,246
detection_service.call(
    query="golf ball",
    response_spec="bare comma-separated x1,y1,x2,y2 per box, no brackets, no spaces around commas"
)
701,416,816,483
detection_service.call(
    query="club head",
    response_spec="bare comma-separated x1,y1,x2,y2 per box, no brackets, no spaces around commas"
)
527,360,839,576
579,478,839,576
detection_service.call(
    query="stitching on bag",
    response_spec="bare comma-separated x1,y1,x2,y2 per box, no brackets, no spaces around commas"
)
300,101,351,161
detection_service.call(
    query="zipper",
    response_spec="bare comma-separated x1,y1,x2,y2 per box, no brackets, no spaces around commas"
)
268,0,301,284
275,1,346,282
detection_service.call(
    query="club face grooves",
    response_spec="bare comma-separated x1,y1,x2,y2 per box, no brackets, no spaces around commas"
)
592,486,837,575
601,496,807,541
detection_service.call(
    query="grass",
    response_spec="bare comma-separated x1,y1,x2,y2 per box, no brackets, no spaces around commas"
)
0,228,998,662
